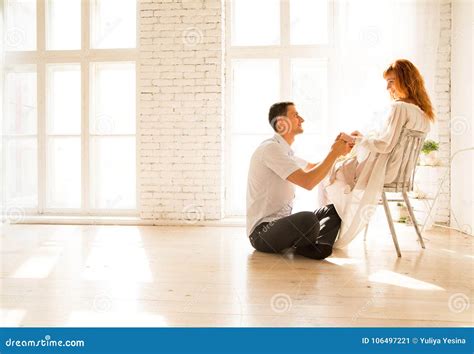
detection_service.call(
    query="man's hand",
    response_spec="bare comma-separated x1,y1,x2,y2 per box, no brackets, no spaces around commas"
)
336,132,355,144
287,138,351,191
331,139,351,157
334,132,355,153
287,133,352,190
344,141,354,154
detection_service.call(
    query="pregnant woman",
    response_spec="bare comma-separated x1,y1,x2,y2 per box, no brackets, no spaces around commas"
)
319,59,436,248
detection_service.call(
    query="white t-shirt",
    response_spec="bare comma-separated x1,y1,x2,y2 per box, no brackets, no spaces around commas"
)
246,134,308,236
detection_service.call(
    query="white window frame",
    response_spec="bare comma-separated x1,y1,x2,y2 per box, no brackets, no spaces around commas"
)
2,0,141,217
224,0,336,217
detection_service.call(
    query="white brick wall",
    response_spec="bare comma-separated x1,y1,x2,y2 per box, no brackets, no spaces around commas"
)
137,0,452,225
138,0,224,223
432,0,452,224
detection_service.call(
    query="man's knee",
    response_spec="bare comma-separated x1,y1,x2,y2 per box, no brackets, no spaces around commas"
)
317,204,341,223
328,204,341,221
297,211,320,235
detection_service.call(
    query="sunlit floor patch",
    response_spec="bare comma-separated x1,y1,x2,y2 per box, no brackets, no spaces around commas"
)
325,257,362,266
369,270,444,291
67,311,168,326
10,247,61,279
0,308,26,326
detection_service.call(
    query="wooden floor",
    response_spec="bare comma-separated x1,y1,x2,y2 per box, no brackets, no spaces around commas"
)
1,216,473,327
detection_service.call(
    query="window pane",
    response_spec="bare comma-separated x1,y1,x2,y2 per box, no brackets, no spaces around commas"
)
5,70,37,135
231,60,280,134
47,65,81,135
91,0,136,49
90,63,136,135
90,136,136,209
291,134,328,212
46,137,81,208
291,58,328,131
290,0,328,45
5,0,36,51
46,0,81,50
232,0,279,46
5,138,38,207
229,134,268,216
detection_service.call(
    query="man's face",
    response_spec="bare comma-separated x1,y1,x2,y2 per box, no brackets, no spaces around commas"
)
284,104,304,135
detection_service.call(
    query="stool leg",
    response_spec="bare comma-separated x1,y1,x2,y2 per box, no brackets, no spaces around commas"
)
363,223,369,242
382,191,401,257
402,191,426,249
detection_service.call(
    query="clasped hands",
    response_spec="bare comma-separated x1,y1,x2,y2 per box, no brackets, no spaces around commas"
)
331,131,363,157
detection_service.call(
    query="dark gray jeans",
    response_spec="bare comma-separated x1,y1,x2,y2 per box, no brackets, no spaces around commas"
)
249,204,341,260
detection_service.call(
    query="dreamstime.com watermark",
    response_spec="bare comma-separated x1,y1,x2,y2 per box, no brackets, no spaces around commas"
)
182,27,203,46
448,293,470,314
270,293,292,313
4,334,85,348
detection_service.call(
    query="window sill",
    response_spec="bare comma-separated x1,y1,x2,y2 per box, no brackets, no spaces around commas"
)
2,215,246,227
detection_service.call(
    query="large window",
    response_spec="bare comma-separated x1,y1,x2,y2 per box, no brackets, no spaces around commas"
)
226,0,334,216
2,0,138,216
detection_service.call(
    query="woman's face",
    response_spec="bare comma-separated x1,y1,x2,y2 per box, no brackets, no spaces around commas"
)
385,71,404,99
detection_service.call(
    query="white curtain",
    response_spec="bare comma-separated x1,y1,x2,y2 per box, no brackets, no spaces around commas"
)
315,0,442,246
295,0,441,214
330,0,441,137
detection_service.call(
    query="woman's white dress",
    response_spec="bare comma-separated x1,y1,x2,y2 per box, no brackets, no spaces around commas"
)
320,101,431,248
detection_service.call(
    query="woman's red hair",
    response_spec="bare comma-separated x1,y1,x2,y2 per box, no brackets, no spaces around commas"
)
383,59,435,122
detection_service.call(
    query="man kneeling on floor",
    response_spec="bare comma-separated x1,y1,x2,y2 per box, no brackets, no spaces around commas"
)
246,101,352,260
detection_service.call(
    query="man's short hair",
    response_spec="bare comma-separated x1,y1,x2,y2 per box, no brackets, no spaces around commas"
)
268,101,294,131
